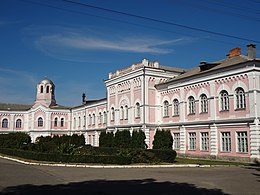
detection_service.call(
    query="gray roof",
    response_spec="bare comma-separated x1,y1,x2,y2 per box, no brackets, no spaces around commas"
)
0,103,32,111
156,55,259,87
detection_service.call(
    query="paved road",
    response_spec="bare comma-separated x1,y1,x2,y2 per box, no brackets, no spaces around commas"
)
0,157,259,195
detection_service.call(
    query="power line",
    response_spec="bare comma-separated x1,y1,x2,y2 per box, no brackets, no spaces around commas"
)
61,0,260,44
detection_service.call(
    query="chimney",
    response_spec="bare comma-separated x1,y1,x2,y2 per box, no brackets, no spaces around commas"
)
227,47,241,58
247,44,256,59
82,93,86,104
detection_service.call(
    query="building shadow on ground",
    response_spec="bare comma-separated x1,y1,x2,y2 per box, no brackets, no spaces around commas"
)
245,164,260,182
0,178,228,195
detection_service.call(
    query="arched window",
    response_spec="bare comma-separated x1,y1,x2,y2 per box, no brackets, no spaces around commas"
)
78,116,81,127
2,118,8,128
83,116,86,127
99,112,102,124
188,96,195,114
200,94,208,113
88,114,92,125
163,100,169,117
125,105,128,120
54,117,58,127
46,86,50,93
111,107,115,121
235,87,246,109
60,118,64,127
16,119,22,128
120,106,124,120
220,90,229,111
92,114,95,125
136,102,140,118
103,111,107,124
38,117,43,127
73,117,76,128
173,99,179,116
40,85,44,93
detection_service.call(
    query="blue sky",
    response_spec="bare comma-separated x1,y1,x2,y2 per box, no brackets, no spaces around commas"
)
1,0,260,106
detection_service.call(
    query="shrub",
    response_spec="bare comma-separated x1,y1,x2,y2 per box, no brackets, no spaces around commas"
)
99,132,114,147
0,132,31,149
152,129,173,149
114,130,131,148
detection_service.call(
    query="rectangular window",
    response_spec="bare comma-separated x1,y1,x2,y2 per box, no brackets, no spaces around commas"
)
173,133,180,150
237,132,248,153
201,132,209,151
221,132,231,152
189,132,196,150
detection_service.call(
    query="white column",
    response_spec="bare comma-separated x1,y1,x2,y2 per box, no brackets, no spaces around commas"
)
179,125,186,154
250,119,260,160
180,87,185,122
209,80,216,120
144,127,150,149
210,124,218,156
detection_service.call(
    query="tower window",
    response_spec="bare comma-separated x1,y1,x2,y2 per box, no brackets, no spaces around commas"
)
40,86,44,93
46,86,50,93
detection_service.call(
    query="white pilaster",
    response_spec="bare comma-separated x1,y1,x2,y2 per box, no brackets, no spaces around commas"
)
180,125,186,154
210,124,218,156
250,119,260,160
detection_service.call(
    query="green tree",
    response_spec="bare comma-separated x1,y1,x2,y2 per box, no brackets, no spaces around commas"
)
131,130,147,149
114,130,131,148
152,129,173,149
99,131,114,147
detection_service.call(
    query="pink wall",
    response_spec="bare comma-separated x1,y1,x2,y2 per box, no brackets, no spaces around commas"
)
185,127,211,156
218,125,250,158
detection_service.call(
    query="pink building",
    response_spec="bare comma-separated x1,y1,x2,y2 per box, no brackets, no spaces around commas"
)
1,44,260,162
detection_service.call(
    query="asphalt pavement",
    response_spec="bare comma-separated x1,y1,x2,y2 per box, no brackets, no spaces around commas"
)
0,157,259,195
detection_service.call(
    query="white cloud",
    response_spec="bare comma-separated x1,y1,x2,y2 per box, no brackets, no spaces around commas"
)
35,33,183,54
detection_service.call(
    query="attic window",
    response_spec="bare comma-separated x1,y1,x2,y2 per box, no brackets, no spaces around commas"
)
199,61,220,72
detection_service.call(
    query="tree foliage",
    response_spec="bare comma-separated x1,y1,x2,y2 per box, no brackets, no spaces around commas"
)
0,132,31,149
131,130,147,149
152,129,173,149
114,130,131,148
99,131,114,147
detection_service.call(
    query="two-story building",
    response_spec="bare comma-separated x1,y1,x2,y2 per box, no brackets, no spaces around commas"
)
1,44,260,161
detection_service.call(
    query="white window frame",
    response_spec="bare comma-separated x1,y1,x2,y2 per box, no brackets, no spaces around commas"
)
200,94,208,113
235,88,246,109
189,132,196,150
200,132,209,151
163,100,169,117
221,132,231,152
237,131,248,153
188,96,195,114
173,99,179,116
220,90,229,111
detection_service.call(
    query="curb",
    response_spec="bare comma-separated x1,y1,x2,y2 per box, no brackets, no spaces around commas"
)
0,155,211,168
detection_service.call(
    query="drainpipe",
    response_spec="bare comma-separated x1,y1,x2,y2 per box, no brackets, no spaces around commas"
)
143,67,146,131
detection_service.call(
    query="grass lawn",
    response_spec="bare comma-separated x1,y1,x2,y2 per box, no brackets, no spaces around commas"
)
174,157,251,166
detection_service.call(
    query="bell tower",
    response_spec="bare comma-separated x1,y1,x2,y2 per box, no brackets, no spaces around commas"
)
34,78,56,107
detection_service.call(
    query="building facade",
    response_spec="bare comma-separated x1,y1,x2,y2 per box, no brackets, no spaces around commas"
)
1,44,260,161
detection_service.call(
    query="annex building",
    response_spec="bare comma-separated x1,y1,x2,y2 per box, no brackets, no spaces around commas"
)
1,44,260,161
